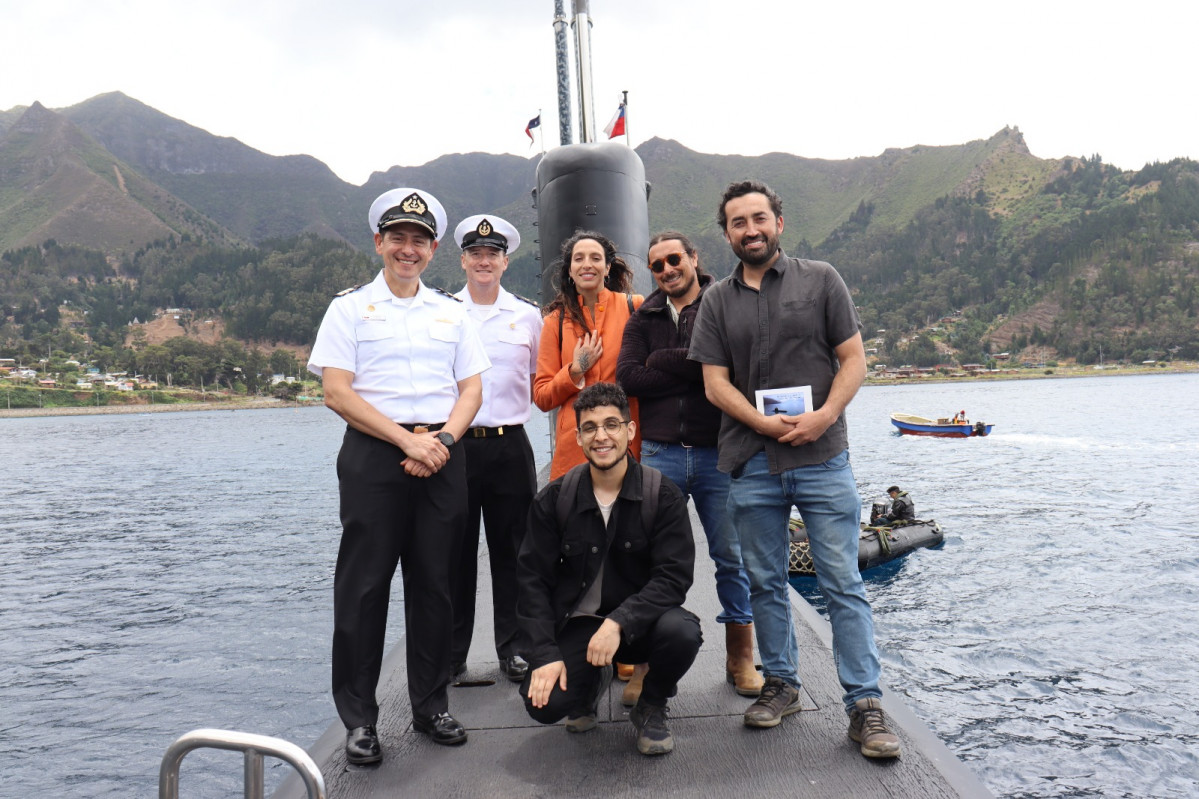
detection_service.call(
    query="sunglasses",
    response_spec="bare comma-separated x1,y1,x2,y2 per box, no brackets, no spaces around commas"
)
648,252,686,273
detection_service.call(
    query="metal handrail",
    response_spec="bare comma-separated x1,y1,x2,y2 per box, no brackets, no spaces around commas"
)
159,728,326,799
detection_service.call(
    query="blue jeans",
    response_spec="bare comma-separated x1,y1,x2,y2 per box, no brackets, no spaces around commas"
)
728,449,881,710
642,440,753,625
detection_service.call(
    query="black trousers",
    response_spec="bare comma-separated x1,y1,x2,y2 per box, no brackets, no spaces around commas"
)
521,607,703,723
332,426,466,727
451,430,537,664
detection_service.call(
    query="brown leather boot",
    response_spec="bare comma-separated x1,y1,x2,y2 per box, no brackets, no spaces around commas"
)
726,622,764,697
621,663,649,706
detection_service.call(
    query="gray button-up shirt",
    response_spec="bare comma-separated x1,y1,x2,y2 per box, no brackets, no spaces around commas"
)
688,253,861,474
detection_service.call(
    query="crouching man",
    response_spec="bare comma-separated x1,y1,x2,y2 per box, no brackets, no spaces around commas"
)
517,383,702,755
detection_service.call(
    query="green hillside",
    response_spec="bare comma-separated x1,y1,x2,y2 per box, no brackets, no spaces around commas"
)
2,93,1196,391
0,103,239,255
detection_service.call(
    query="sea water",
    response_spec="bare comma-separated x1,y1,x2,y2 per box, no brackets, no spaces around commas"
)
1,373,1196,797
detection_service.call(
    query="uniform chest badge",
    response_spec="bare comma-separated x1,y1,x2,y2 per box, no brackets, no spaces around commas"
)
362,305,387,322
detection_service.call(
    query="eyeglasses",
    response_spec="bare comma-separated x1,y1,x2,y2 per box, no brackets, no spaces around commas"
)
648,252,686,273
578,419,630,437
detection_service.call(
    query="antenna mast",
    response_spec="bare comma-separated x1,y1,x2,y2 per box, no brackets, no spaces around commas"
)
571,0,597,142
552,0,573,145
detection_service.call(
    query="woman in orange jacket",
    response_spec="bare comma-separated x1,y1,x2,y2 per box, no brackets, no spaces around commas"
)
534,230,642,480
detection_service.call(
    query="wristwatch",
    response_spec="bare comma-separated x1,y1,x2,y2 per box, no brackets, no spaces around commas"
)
436,431,455,447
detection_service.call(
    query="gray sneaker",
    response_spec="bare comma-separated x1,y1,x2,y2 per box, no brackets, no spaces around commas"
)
848,697,901,758
629,699,673,755
743,675,801,728
564,710,597,733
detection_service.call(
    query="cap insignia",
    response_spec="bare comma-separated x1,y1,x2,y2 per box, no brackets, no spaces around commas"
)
477,219,492,237
400,193,427,215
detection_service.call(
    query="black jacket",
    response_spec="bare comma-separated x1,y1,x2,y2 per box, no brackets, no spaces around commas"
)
616,274,722,447
516,457,695,669
890,491,915,521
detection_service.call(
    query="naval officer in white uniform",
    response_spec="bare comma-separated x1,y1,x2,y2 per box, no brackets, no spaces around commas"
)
308,187,490,765
450,214,542,684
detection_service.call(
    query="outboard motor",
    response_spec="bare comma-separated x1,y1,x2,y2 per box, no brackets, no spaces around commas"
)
870,498,891,525
534,141,652,299
974,421,986,436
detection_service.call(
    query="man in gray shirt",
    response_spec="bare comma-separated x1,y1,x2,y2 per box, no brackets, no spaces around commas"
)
688,179,900,759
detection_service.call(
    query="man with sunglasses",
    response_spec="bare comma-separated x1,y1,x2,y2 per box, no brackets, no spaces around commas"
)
617,231,762,700
517,382,702,756
688,180,901,759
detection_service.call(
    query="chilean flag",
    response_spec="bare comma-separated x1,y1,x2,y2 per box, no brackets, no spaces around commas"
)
525,114,541,141
603,102,626,139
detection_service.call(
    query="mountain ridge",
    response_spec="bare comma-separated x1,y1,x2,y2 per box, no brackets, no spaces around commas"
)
2,93,1196,373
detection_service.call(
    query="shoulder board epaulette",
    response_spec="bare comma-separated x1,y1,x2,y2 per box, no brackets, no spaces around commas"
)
335,284,365,297
513,293,540,308
430,286,463,302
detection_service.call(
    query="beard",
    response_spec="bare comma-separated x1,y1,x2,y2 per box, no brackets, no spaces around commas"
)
587,451,625,470
662,271,697,299
733,232,780,267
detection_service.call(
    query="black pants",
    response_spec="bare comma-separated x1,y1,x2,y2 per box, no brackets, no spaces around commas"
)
451,430,537,664
332,426,467,727
521,607,703,723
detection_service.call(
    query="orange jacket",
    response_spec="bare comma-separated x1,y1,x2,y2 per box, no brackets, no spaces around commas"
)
534,288,642,479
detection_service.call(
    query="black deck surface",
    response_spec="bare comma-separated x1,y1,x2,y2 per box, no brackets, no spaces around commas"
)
276,506,992,799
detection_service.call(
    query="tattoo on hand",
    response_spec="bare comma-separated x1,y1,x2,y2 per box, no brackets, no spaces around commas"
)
578,353,593,372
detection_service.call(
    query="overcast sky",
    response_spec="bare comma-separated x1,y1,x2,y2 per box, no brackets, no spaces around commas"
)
3,1,1195,186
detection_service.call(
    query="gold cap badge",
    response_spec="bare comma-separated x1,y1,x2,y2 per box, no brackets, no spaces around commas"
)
400,193,428,215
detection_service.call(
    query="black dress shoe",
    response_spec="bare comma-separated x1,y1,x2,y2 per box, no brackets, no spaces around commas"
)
412,711,468,745
499,655,528,683
345,725,381,765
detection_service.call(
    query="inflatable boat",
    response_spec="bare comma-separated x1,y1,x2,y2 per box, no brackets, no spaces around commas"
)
788,517,944,576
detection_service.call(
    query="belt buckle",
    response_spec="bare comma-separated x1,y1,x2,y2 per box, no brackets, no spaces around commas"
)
414,425,429,434
471,427,487,438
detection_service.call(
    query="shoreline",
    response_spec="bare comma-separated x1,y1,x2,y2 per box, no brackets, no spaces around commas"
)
0,397,322,419
864,362,1198,386
3,364,1195,420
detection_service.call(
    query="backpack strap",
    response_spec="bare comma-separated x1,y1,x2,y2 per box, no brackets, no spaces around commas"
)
555,463,588,531
555,461,661,535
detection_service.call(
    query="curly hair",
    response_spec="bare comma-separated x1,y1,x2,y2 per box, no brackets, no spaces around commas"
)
716,180,783,231
573,382,630,421
543,230,633,334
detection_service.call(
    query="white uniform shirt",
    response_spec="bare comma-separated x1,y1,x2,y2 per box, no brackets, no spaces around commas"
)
454,285,542,427
308,271,490,424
